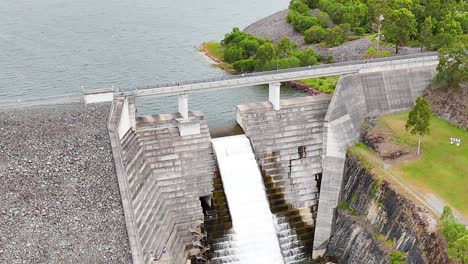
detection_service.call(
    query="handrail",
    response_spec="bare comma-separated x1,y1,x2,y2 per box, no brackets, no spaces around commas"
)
112,52,438,98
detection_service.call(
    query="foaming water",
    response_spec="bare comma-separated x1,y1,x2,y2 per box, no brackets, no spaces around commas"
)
212,135,284,264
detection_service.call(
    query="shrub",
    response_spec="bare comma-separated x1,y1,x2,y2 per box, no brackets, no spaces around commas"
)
390,250,407,264
295,48,319,66
440,206,468,263
362,46,392,59
325,25,347,46
304,25,328,43
232,58,255,72
289,11,319,33
317,11,333,28
289,0,310,15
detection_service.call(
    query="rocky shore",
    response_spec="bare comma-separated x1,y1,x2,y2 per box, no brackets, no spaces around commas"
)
244,9,422,62
0,103,132,263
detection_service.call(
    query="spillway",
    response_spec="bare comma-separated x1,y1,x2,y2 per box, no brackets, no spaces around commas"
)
212,135,284,264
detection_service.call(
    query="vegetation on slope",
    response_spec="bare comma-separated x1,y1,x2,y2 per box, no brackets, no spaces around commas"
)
200,29,337,92
288,0,467,53
440,206,468,264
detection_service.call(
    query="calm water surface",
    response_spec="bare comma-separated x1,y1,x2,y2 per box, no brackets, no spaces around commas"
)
0,0,305,126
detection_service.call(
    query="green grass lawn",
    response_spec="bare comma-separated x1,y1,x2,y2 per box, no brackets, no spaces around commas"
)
378,112,468,215
297,76,339,93
201,41,224,61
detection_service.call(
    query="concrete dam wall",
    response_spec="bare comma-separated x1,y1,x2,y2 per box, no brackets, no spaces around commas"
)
314,66,436,255
107,65,436,264
109,100,216,264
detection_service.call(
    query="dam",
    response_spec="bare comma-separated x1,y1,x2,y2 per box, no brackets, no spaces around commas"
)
100,53,438,263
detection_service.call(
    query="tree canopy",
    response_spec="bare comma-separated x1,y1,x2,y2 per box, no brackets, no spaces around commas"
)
434,35,468,89
405,97,431,155
384,8,417,53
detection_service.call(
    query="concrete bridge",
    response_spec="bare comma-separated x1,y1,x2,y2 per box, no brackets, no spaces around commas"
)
100,53,438,264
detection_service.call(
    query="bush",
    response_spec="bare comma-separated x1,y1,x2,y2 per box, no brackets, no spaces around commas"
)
289,0,310,15
440,206,468,263
304,25,328,43
277,57,301,69
362,46,392,59
321,54,334,64
295,47,319,66
289,11,319,33
317,11,333,28
232,58,255,72
325,25,347,46
389,250,407,264
427,33,455,50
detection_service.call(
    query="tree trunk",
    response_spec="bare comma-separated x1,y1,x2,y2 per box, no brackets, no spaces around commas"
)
418,136,421,156
396,43,399,54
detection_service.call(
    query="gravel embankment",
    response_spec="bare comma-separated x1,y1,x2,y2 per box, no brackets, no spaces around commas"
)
0,103,132,263
244,9,423,62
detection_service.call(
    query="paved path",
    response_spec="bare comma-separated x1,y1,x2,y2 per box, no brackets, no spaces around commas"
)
384,163,468,227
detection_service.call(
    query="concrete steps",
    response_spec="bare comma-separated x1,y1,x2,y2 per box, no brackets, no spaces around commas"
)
119,112,216,263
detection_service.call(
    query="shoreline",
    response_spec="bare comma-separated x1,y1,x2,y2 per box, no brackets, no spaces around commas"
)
198,42,331,94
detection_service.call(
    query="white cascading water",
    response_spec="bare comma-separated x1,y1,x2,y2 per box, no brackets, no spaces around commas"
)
212,135,284,264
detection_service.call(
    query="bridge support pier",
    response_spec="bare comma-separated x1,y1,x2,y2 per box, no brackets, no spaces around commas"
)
176,94,200,136
178,94,189,119
269,82,281,110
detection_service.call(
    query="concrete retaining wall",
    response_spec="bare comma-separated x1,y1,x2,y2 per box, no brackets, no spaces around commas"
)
313,66,436,256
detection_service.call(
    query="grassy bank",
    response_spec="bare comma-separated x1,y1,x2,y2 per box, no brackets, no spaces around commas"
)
296,76,339,93
377,112,467,215
200,42,233,72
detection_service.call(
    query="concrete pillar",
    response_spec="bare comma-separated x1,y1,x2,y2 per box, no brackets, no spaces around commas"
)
269,82,281,110
178,94,189,119
128,96,136,130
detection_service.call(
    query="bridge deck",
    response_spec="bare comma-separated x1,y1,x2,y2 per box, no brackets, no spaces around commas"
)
115,52,438,98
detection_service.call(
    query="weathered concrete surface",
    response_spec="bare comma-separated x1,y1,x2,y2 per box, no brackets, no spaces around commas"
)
0,103,132,263
236,95,331,263
325,155,451,264
110,96,216,264
314,66,436,255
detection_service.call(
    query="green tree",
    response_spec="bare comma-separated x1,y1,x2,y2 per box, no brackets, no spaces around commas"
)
224,44,244,63
441,205,456,223
276,36,297,59
448,234,468,264
290,0,310,15
304,25,328,44
438,13,463,35
419,16,434,51
255,42,275,64
325,25,347,46
440,205,468,263
239,37,260,56
305,0,319,9
405,96,431,155
295,47,319,66
384,8,417,54
434,36,468,89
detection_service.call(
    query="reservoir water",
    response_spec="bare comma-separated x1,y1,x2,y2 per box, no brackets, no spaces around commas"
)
0,0,304,126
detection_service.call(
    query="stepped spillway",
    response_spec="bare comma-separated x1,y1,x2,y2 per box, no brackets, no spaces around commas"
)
212,135,284,264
